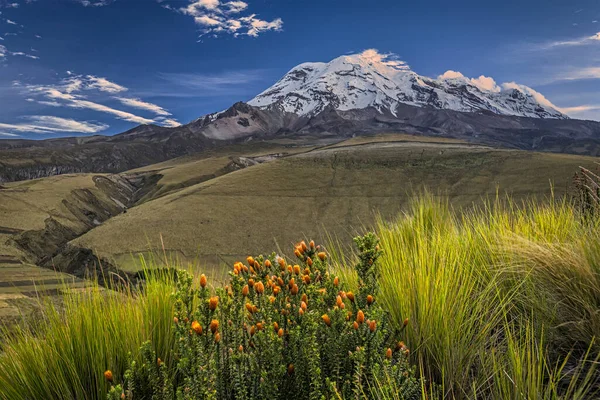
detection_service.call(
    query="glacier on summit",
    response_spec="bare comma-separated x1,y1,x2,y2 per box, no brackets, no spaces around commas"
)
248,49,567,120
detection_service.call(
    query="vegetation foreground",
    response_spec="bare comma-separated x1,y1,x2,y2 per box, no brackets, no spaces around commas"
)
2,195,600,399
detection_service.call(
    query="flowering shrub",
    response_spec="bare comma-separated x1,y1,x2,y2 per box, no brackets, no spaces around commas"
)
107,234,420,399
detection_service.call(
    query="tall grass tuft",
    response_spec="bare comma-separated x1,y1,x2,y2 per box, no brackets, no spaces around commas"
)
0,271,177,400
332,193,600,399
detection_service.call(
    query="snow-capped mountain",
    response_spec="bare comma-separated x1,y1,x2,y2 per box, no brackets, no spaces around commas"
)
248,50,567,120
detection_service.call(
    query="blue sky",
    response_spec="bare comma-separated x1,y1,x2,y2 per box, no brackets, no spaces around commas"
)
0,0,599,139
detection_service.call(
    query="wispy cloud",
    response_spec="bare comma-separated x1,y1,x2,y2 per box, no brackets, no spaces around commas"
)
540,31,600,49
172,0,283,39
159,69,268,92
19,74,180,127
75,0,114,6
0,115,109,136
115,97,172,116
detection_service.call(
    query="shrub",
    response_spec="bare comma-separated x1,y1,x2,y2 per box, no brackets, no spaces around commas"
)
108,234,421,399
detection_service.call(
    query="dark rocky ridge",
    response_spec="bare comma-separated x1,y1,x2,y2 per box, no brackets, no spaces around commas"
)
1,101,600,184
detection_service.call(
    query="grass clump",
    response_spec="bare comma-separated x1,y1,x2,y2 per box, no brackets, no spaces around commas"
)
107,235,421,400
0,272,177,400
333,194,600,399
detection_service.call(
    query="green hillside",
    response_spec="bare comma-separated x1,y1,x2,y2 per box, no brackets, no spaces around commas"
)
72,135,598,272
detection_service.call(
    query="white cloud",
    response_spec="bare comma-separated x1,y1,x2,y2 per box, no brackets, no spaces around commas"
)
115,97,172,116
358,49,410,71
21,74,179,127
5,18,16,25
10,51,39,59
470,75,501,92
438,70,465,80
560,104,600,114
85,76,127,93
561,67,600,81
438,70,501,92
176,0,282,38
75,0,114,6
541,31,600,49
0,44,5,57
0,116,109,135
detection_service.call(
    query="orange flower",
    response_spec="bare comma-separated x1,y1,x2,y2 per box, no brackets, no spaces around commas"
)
386,348,393,359
248,278,255,287
301,293,308,303
173,316,179,324
273,286,281,296
293,265,301,275
157,358,162,367
317,252,327,261
346,292,355,302
278,257,286,270
322,314,331,326
252,305,258,313
245,303,253,312
238,345,244,352
191,321,203,335
277,277,284,286
403,318,409,327
209,296,219,311
269,295,276,304
209,319,219,334
242,265,249,273
250,267,255,275
288,278,295,287
301,241,308,252
273,322,279,332
369,320,377,333
242,285,249,296
287,265,293,274
255,281,265,294
247,256,255,266
214,333,221,343
309,240,315,249
306,257,313,267
104,370,113,382
303,275,311,284
304,267,311,275
265,259,272,268
395,341,406,351
256,322,264,331
200,274,207,288
288,363,295,375
336,295,344,308
254,260,260,270
300,301,307,311
353,321,359,330
278,328,284,337
299,308,304,316
357,310,365,325
367,295,374,305
291,284,299,295
333,276,339,287
294,249,302,258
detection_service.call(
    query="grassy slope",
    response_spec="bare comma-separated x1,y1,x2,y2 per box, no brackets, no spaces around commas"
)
73,136,599,272
0,174,114,320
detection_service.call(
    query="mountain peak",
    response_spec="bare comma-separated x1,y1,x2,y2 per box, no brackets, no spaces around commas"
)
249,50,567,120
